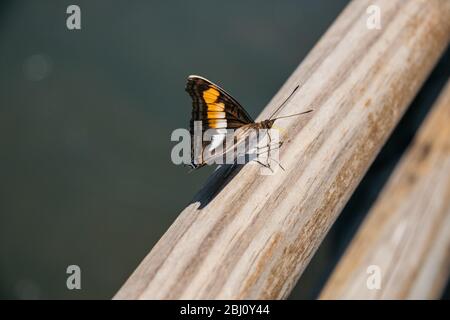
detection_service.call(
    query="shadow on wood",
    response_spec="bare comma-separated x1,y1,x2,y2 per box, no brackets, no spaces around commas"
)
190,165,244,209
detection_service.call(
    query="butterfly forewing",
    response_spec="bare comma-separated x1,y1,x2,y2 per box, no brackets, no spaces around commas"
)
186,75,257,168
186,75,254,133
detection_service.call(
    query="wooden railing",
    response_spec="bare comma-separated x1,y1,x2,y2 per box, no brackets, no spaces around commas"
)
320,81,450,299
114,0,450,299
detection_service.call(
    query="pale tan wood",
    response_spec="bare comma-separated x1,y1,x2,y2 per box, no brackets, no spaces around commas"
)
320,81,450,300
115,0,450,299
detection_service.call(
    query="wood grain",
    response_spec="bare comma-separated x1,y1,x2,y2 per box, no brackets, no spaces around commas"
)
115,0,450,299
320,81,450,300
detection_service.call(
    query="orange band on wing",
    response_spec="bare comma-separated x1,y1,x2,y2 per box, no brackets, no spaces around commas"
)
206,102,225,112
208,119,228,128
203,87,220,103
207,111,226,118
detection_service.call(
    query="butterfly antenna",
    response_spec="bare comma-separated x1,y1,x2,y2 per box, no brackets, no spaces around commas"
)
271,109,313,120
268,85,300,120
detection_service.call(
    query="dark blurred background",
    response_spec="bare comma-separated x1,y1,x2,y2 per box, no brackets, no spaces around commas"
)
0,0,448,299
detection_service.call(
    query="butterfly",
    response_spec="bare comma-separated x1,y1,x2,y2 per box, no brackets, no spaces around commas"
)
185,75,312,170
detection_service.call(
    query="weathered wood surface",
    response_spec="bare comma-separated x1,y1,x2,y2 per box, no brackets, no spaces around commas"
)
115,0,450,299
320,81,450,300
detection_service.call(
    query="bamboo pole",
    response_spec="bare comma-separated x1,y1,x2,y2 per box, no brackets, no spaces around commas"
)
320,81,450,300
115,0,450,299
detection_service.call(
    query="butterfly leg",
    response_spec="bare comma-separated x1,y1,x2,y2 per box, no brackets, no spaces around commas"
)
255,149,286,171
265,129,276,169
256,137,285,172
254,134,273,172
256,141,283,153
264,128,273,169
269,156,286,171
255,159,274,173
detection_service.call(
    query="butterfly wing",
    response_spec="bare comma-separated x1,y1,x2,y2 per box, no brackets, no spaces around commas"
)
186,75,254,132
186,75,254,168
